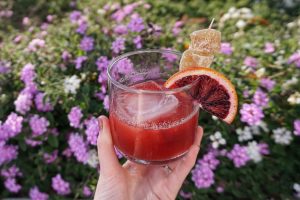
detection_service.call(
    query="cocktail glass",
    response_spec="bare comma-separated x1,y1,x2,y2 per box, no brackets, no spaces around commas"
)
107,49,199,165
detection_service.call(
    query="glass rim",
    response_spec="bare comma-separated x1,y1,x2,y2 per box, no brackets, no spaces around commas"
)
107,49,197,94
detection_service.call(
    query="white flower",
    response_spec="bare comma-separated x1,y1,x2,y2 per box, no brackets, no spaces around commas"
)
287,92,300,105
272,127,293,145
63,75,81,94
287,22,296,29
282,77,298,90
255,68,265,78
209,131,226,149
236,127,253,142
294,183,300,192
212,115,218,121
236,19,246,29
228,7,237,14
87,149,98,168
247,141,262,163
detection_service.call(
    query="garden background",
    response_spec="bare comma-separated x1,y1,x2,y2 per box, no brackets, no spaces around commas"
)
1,0,300,199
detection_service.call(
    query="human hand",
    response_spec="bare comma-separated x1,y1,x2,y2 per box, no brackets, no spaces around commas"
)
94,116,203,200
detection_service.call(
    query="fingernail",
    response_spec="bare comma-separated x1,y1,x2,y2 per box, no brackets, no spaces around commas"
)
98,117,103,132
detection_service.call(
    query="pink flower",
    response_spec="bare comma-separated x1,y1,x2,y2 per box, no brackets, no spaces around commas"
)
22,17,31,26
221,42,233,55
27,39,45,52
243,56,258,68
4,178,21,193
264,42,275,53
29,186,49,200
43,150,58,164
51,174,71,195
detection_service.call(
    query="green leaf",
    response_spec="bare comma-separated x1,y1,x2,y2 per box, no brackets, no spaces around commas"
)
48,134,59,148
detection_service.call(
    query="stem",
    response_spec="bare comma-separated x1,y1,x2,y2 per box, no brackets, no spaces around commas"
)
209,18,215,29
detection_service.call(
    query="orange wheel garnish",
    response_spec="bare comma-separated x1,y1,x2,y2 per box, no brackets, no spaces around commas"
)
164,67,238,124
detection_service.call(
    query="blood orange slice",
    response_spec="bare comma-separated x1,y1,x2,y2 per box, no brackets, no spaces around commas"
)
164,67,238,124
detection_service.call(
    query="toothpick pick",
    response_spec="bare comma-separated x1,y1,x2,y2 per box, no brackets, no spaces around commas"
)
208,18,215,29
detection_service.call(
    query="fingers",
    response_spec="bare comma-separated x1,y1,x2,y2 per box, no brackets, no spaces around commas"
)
97,115,121,175
168,126,203,185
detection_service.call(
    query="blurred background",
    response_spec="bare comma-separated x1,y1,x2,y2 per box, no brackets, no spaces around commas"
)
0,0,300,199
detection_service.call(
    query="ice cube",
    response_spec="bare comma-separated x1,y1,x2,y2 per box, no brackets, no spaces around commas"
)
116,90,179,124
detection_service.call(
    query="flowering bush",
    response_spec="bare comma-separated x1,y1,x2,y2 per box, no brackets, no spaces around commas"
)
0,0,300,199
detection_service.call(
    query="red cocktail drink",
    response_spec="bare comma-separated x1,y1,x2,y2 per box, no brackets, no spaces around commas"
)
108,50,199,164
109,80,199,163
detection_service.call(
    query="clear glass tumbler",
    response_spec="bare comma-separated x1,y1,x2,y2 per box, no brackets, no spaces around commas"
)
107,49,199,165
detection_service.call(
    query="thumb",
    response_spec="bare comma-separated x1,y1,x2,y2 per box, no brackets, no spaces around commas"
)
97,115,121,175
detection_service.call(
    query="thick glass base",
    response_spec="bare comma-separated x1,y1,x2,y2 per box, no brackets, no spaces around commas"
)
115,146,189,165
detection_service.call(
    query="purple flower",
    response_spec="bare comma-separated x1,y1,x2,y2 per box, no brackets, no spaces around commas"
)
70,11,82,24
25,138,43,147
133,36,142,49
294,119,300,136
258,143,270,155
198,152,220,170
264,42,275,53
68,133,89,163
162,48,178,62
253,89,269,107
103,95,110,111
243,89,250,98
82,185,92,197
172,21,184,36
111,3,139,22
116,58,134,74
29,115,50,136
47,15,54,22
35,93,54,112
43,150,58,164
27,38,45,52
68,106,83,128
29,186,49,200
21,63,36,85
98,72,108,85
260,78,275,91
74,56,88,69
216,186,225,193
80,36,94,52
179,190,192,199
220,42,233,55
0,142,18,165
111,37,125,54
85,117,99,146
22,17,30,25
113,24,128,35
96,56,109,72
240,103,264,126
61,51,72,62
0,61,11,74
2,112,23,140
4,178,21,193
40,23,48,30
76,22,88,35
243,56,258,68
227,144,250,168
192,165,214,188
14,91,33,114
1,165,22,178
128,15,145,32
62,148,72,158
14,35,23,43
288,52,300,68
51,174,71,195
